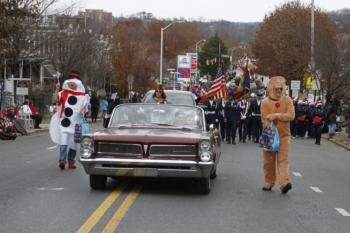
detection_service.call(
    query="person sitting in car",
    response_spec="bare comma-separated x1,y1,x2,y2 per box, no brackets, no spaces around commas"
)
153,86,167,104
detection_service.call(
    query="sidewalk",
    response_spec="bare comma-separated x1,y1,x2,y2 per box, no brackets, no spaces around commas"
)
26,123,49,135
322,131,349,151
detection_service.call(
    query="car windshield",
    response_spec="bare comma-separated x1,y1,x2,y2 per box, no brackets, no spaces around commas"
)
143,92,195,106
110,104,204,129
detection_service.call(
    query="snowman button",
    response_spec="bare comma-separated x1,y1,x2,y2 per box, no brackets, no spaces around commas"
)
61,118,71,127
64,107,73,117
68,96,77,105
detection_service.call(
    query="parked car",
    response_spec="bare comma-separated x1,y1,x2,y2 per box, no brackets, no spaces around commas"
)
79,104,221,194
142,90,196,106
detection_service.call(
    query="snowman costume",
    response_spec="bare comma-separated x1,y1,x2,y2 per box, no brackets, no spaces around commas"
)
49,77,88,165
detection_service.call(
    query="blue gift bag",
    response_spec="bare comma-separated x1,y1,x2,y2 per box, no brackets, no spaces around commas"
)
81,118,90,135
259,121,280,152
270,122,280,152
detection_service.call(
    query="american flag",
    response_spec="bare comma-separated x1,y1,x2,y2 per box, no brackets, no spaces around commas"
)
206,67,227,99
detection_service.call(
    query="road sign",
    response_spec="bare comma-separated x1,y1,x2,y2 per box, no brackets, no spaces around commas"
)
16,81,29,96
5,79,14,94
292,89,299,98
290,80,300,90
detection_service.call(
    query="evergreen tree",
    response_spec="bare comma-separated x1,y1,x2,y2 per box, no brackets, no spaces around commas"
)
198,33,229,79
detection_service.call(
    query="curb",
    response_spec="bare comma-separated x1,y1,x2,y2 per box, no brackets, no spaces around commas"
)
27,127,49,135
322,135,349,151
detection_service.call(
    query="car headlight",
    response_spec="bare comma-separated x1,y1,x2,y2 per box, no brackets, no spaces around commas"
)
80,136,94,158
200,140,211,151
200,151,211,162
199,140,212,162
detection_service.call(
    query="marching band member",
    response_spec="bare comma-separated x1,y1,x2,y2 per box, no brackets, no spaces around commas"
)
238,97,249,143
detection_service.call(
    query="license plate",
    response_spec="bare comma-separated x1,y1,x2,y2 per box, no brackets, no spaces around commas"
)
133,168,158,177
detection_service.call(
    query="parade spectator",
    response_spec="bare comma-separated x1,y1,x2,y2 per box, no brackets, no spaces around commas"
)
0,117,16,140
21,101,32,116
28,101,42,129
90,92,100,123
261,76,295,194
5,105,27,135
100,97,108,119
103,93,121,128
131,92,139,103
344,100,350,150
327,111,337,139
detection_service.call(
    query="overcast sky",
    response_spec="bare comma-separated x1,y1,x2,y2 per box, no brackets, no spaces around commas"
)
66,0,350,22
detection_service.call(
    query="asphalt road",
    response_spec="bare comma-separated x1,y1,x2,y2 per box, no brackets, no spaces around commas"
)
0,123,350,233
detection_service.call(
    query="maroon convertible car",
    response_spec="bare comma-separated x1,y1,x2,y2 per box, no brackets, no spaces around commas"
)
79,104,221,194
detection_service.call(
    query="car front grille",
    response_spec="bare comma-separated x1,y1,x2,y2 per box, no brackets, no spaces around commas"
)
97,142,143,155
149,145,197,156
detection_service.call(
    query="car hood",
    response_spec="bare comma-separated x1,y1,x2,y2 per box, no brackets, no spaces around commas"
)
92,127,205,144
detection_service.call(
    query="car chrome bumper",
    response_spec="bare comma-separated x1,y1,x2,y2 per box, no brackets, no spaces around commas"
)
79,158,214,178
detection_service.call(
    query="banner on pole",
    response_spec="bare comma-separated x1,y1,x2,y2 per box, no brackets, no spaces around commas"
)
186,53,197,70
177,68,191,79
177,55,191,69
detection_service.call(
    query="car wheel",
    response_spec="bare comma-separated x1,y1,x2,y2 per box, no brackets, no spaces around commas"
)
196,177,211,194
90,175,107,190
210,167,217,179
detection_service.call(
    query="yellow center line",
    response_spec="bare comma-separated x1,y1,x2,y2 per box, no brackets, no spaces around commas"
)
102,184,143,233
76,182,128,233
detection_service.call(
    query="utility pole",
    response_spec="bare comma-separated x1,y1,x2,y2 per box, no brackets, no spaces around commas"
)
311,0,315,72
160,22,176,85
218,43,221,68
311,0,320,99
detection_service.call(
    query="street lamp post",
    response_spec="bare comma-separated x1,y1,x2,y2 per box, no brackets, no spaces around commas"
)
170,71,178,90
310,0,321,98
311,0,315,71
160,21,181,85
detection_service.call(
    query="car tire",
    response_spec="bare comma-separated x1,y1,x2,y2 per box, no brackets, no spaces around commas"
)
90,175,107,190
196,177,211,194
210,168,217,179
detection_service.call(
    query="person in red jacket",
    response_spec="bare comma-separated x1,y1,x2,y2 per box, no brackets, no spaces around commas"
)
27,100,42,129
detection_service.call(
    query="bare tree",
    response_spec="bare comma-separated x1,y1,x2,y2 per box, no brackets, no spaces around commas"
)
0,0,58,62
252,1,347,102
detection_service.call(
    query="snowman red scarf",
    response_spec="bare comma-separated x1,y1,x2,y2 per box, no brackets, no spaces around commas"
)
58,90,85,117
